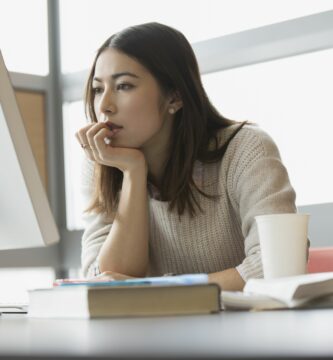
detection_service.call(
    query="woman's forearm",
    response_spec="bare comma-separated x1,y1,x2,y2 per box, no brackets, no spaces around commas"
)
98,165,149,277
208,268,245,291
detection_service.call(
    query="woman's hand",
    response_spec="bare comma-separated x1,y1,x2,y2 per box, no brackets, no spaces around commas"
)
88,271,137,281
75,122,147,174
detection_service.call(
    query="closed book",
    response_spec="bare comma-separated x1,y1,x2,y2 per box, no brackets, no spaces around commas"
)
28,283,221,318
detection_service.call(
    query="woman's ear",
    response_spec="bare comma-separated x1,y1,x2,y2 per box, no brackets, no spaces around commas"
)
168,91,183,114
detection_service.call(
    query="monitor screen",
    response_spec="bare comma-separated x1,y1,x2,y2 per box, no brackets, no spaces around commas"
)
0,50,59,250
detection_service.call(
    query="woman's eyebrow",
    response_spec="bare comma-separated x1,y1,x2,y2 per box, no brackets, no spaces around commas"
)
93,72,140,82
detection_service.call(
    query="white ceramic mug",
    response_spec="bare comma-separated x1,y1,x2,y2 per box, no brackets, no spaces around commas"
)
255,213,309,279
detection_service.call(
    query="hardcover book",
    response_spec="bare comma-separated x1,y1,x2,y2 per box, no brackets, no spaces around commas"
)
28,274,221,318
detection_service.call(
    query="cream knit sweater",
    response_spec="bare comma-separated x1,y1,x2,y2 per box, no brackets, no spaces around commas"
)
80,124,297,280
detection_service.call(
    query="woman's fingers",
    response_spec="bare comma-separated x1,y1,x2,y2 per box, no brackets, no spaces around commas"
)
76,122,114,161
76,122,145,172
93,127,113,154
75,123,93,147
75,123,96,160
75,121,120,164
87,124,114,161
86,123,112,148
92,271,136,281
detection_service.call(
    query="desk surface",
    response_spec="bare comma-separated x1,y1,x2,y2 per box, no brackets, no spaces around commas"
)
1,309,333,359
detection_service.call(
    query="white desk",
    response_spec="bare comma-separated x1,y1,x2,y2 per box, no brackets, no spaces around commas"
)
1,309,333,359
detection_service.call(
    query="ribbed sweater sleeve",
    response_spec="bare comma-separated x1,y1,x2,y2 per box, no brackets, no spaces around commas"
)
225,126,297,280
80,159,113,278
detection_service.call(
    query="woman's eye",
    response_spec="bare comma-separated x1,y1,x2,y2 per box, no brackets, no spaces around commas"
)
92,87,103,95
117,83,133,91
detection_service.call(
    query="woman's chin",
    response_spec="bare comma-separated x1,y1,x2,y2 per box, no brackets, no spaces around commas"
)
111,141,133,149
110,137,142,149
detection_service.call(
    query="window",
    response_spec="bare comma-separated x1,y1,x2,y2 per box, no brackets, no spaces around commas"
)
59,3,333,231
0,0,48,75
59,0,333,73
202,48,333,206
64,49,333,230
63,101,87,230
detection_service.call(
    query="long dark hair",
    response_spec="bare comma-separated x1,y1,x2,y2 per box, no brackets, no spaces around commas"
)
84,22,246,218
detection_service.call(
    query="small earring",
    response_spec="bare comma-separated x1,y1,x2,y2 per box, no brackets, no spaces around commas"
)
169,108,175,114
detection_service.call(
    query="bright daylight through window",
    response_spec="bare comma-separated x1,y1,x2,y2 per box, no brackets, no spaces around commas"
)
0,0,48,75
59,1,333,229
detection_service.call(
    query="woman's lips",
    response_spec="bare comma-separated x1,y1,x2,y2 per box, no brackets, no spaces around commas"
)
104,120,123,131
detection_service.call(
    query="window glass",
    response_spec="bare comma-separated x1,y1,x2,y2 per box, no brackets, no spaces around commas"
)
202,48,333,206
64,49,333,230
63,101,87,230
59,0,333,73
0,0,48,75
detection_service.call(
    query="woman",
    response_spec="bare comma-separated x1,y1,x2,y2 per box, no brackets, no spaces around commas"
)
76,22,296,291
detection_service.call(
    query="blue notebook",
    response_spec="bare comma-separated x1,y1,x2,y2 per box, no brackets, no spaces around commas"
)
54,273,209,288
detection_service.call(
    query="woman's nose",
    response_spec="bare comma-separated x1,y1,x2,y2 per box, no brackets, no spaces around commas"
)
99,91,116,115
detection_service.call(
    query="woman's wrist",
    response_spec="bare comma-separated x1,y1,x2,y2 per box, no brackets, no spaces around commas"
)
123,156,148,182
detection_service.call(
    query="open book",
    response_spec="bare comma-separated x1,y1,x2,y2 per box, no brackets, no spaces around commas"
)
222,272,333,310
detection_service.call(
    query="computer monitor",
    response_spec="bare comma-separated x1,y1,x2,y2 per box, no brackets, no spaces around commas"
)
0,50,59,250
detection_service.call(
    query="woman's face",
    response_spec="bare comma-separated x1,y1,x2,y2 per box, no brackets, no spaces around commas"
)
92,48,171,149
